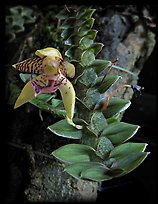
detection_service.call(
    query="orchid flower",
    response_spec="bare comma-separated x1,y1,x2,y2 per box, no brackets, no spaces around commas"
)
13,47,82,129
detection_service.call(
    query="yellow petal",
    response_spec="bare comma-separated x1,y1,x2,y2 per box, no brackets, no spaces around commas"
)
58,76,75,120
62,61,75,78
58,74,82,129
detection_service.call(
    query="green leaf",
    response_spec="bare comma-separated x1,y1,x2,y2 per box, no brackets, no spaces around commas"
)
21,8,35,21
81,127,98,149
56,8,70,19
103,97,131,118
79,68,98,87
12,16,24,27
108,143,149,176
10,6,21,15
36,93,55,102
60,17,77,29
76,8,96,20
75,5,87,12
87,59,111,74
93,96,108,111
97,137,114,157
101,122,140,145
89,43,104,56
51,98,63,108
51,144,97,164
81,49,95,67
65,161,105,180
107,168,124,177
78,18,95,37
111,152,149,175
61,27,74,39
64,34,77,46
81,163,111,181
107,117,118,124
7,32,16,42
109,142,148,158
48,119,82,139
83,88,101,109
90,112,108,136
79,36,93,50
30,98,66,117
65,46,82,61
92,75,121,93
19,73,31,83
13,24,25,33
85,29,97,40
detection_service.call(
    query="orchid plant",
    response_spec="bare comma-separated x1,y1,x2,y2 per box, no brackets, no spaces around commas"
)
12,6,149,182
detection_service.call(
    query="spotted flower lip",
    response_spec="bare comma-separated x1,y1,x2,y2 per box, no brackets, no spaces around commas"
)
13,47,82,129
30,74,60,96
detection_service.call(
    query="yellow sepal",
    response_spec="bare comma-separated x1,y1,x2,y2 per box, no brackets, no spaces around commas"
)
35,47,63,59
14,74,49,109
14,80,35,109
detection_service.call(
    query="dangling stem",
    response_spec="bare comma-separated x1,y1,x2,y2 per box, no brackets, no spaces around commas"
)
101,58,118,84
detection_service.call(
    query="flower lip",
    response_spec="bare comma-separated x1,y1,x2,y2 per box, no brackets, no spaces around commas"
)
30,74,61,96
30,74,41,96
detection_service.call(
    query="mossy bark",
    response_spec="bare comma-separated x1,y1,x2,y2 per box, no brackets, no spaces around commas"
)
6,5,155,202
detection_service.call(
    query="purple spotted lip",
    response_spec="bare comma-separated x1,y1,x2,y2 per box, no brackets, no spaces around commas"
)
30,74,61,96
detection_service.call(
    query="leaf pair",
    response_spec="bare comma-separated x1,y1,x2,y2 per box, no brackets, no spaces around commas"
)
52,142,149,181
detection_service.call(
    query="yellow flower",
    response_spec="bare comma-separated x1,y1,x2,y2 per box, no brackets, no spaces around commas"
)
13,48,81,129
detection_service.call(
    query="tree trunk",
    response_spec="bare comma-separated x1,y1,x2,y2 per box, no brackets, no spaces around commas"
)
5,5,155,202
